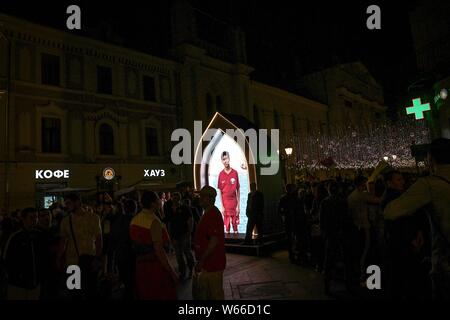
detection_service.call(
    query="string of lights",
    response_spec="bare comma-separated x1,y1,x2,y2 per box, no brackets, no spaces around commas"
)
285,118,431,171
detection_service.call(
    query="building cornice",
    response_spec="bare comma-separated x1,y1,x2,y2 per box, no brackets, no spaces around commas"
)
0,13,178,75
174,43,254,76
251,80,328,110
12,81,177,117
336,87,386,111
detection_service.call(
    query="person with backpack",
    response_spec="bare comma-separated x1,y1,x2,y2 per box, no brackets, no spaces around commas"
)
384,138,450,300
60,194,104,299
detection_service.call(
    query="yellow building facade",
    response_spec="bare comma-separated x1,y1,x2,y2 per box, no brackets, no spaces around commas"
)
0,13,386,212
0,14,180,210
296,62,387,134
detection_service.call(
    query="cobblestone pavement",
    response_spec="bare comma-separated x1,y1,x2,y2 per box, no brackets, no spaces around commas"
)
173,251,360,300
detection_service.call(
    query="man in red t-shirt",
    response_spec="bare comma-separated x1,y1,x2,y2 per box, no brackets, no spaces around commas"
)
193,186,226,300
217,151,240,234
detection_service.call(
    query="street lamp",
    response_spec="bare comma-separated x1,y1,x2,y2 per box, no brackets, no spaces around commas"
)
284,146,293,184
440,88,448,100
392,155,397,160
383,156,389,162
285,146,293,156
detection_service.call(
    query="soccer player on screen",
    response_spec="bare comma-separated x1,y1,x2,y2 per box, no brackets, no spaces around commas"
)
217,151,240,234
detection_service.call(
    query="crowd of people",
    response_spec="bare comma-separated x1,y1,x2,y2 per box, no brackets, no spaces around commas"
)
0,138,448,300
0,184,227,300
278,138,450,299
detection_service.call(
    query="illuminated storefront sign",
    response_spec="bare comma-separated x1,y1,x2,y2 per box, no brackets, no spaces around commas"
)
144,169,166,177
35,170,70,179
406,98,431,120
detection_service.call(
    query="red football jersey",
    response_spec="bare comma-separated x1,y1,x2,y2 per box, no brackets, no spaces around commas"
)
194,206,226,272
218,168,240,211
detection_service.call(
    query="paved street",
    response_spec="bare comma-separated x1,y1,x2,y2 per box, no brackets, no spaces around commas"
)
174,250,356,300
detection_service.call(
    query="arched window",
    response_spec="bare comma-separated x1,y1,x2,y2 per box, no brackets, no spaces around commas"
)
206,93,213,119
41,117,61,153
99,123,114,155
145,127,159,156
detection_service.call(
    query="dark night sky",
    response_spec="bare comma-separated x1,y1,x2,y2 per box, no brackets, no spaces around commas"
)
1,0,427,110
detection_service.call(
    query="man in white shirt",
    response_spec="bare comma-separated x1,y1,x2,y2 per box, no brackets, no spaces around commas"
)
384,138,450,299
347,176,380,285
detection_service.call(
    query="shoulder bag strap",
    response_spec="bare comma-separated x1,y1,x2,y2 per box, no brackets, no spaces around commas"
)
69,215,80,259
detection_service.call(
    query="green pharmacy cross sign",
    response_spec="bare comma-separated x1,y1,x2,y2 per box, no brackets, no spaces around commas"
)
406,98,431,120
